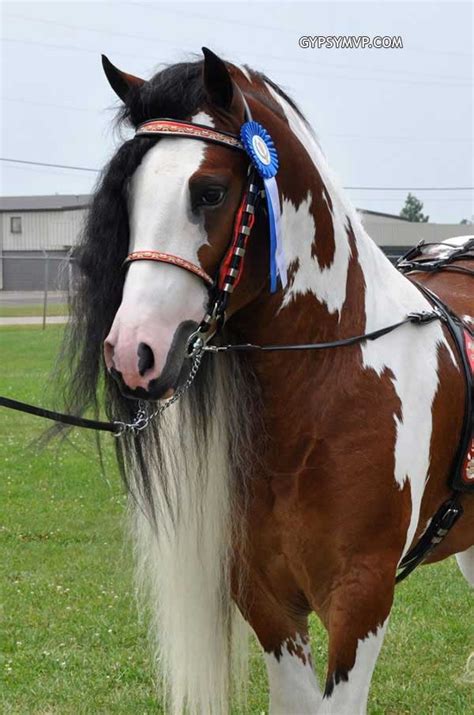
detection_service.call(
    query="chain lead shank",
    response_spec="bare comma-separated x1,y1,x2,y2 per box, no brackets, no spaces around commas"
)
113,351,204,437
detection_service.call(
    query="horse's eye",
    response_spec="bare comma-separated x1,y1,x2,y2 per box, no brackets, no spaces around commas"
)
199,186,226,207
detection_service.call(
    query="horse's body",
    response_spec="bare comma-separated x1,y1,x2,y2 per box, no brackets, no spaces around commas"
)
67,51,473,713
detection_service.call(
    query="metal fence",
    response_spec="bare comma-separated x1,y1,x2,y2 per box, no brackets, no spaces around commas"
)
0,253,76,328
0,245,409,329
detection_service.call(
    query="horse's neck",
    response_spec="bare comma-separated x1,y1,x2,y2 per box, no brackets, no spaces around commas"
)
259,84,425,343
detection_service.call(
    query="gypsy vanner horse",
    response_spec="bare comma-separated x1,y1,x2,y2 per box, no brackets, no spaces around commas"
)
62,49,474,713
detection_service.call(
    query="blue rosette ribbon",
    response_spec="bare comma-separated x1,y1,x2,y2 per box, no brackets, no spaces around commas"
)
240,121,287,292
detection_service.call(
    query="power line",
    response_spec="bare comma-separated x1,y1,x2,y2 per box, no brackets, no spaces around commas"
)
2,37,472,89
4,12,472,84
3,98,472,146
0,36,160,63
2,158,473,192
345,186,474,191
1,157,100,173
127,3,473,59
2,12,180,51
2,96,102,113
353,197,472,202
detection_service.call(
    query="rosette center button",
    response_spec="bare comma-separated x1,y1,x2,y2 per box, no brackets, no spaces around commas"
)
252,134,271,165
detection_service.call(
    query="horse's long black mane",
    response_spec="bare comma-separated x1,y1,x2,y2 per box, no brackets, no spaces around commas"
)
120,58,304,128
58,57,293,513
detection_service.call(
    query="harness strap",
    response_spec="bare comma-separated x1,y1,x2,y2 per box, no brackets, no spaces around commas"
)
396,495,463,583
188,168,263,345
397,237,474,276
414,283,474,491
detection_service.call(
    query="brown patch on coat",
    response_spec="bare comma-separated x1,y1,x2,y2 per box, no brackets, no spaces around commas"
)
179,70,473,695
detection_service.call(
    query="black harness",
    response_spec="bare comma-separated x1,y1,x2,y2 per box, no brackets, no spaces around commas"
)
393,240,474,581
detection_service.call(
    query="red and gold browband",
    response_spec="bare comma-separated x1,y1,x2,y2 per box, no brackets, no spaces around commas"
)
135,119,243,151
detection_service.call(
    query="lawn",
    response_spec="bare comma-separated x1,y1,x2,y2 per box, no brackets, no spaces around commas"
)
0,304,68,318
0,326,473,714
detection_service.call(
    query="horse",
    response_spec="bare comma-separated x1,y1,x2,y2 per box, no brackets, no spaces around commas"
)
61,48,474,714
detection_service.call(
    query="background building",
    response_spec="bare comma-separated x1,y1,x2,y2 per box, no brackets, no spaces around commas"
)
0,195,472,291
0,195,88,290
358,209,473,260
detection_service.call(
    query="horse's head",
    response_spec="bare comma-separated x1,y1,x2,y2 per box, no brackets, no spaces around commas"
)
103,50,268,400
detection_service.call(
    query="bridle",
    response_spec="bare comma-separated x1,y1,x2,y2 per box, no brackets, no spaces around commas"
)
125,116,267,354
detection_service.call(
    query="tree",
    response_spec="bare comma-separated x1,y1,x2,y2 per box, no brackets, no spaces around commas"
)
400,193,429,222
460,218,472,225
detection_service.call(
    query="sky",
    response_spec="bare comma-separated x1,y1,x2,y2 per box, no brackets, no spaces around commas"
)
1,0,473,223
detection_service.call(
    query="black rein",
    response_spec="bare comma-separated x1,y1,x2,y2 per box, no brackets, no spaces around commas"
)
0,310,441,434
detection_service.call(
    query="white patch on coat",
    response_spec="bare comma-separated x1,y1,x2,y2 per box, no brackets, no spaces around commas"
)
280,191,352,315
238,65,252,82
353,220,457,552
266,84,352,316
264,635,321,714
265,85,457,556
456,545,474,586
319,621,388,715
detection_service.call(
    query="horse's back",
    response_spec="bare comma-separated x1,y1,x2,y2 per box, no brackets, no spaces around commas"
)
407,236,473,323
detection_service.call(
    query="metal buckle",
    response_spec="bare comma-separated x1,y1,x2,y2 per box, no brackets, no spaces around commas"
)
407,309,441,324
186,331,205,358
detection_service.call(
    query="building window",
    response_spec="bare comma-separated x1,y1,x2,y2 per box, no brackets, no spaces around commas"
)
10,216,22,234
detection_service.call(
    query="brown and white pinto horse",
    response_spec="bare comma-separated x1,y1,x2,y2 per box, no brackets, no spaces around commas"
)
69,49,473,713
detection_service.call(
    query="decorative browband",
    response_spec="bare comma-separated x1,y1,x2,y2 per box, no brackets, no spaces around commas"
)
135,119,243,151
124,250,214,286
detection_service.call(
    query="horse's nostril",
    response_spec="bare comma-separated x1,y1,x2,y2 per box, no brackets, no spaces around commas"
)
137,342,155,376
104,339,115,369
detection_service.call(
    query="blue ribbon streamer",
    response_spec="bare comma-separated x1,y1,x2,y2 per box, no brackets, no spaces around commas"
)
264,176,287,292
240,121,287,292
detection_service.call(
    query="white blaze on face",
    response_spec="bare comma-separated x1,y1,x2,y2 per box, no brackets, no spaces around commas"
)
105,113,215,390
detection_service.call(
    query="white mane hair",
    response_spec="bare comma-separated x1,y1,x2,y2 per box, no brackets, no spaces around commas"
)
128,352,257,714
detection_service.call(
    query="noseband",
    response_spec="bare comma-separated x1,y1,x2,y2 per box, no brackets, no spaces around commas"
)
125,118,267,347
124,250,214,286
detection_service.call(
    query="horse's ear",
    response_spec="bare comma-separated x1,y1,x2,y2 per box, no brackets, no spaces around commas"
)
202,47,234,110
101,55,145,103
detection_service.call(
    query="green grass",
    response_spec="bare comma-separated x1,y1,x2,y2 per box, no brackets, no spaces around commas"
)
0,326,473,714
0,304,68,318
